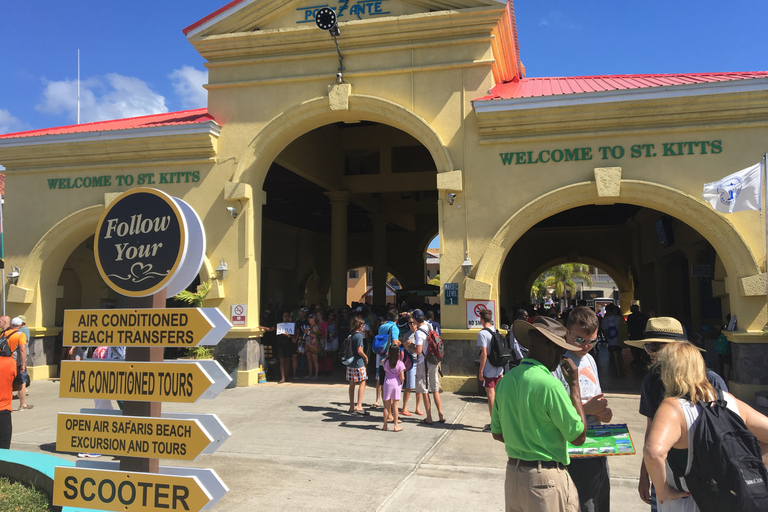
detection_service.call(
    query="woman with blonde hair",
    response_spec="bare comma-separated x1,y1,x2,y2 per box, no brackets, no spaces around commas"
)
643,341,768,511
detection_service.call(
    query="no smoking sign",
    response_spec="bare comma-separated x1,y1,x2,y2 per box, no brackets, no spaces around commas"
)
467,300,495,329
231,304,247,326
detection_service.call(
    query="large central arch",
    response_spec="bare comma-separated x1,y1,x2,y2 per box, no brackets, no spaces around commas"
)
232,93,457,187
475,180,760,296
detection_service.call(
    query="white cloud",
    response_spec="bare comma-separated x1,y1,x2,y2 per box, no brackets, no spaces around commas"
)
0,109,26,135
169,66,208,109
538,11,580,30
35,73,167,123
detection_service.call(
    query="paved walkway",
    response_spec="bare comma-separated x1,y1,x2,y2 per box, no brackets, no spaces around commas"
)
12,358,652,511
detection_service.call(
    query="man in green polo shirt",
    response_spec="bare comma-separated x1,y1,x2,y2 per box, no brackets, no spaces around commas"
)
491,316,587,512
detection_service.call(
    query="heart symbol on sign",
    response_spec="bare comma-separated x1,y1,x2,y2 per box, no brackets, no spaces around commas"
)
130,262,153,279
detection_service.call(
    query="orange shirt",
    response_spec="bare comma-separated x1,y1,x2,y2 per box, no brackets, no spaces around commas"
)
0,356,16,411
5,329,26,352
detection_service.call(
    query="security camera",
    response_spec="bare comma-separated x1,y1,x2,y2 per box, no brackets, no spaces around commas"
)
336,72,343,84
226,206,238,218
447,193,456,206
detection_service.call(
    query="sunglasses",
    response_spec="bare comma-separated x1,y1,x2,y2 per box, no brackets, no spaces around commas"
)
644,342,662,352
569,333,598,346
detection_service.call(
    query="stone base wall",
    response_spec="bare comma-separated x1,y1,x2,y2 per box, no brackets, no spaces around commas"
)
441,338,481,376
27,336,58,368
732,343,768,386
213,338,262,372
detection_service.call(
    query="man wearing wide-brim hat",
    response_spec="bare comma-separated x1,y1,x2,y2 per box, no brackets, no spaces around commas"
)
628,317,728,507
491,316,588,512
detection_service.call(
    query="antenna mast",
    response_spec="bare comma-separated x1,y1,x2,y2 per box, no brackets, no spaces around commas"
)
77,49,80,124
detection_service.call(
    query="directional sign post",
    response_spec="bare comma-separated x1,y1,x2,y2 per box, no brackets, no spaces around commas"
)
59,360,229,403
63,308,231,348
57,413,216,461
53,466,213,512
55,188,229,510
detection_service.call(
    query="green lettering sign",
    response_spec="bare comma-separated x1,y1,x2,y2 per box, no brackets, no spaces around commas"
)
499,140,722,165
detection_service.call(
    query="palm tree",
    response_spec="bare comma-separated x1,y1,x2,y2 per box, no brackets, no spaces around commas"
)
541,264,593,310
530,278,547,303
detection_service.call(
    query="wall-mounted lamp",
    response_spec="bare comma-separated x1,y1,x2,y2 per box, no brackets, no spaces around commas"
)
7,266,20,285
215,259,228,281
461,252,473,277
226,200,243,219
446,193,456,206
315,7,346,82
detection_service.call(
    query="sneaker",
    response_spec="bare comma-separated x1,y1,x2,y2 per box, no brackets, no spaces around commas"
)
483,424,492,432
18,404,33,411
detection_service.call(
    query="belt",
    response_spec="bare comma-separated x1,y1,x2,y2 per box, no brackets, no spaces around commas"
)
508,458,565,470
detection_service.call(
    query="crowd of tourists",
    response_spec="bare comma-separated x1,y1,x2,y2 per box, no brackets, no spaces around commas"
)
489,304,768,512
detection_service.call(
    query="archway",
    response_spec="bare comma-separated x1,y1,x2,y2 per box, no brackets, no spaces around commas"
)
254,97,445,313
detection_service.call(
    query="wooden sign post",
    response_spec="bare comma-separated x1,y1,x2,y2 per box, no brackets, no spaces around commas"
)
55,188,230,511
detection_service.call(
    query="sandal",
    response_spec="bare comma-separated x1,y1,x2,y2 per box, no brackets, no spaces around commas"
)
354,410,370,416
419,419,434,425
400,410,413,417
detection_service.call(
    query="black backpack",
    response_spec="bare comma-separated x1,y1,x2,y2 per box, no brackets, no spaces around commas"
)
483,328,510,368
0,329,14,358
339,335,355,366
669,389,768,512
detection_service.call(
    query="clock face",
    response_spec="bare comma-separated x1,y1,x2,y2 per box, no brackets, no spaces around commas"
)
315,7,337,30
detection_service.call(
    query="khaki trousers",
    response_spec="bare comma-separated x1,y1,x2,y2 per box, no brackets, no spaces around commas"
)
505,459,579,512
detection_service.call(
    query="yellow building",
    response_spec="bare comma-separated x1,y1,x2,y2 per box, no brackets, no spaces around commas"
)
1,0,766,397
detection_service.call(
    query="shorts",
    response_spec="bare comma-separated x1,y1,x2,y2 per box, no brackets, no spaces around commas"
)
13,368,29,387
427,362,440,393
414,362,428,394
377,365,385,386
404,364,416,390
346,366,367,383
483,376,502,388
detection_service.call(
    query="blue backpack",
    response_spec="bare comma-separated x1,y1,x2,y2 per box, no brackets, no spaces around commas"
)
372,324,395,356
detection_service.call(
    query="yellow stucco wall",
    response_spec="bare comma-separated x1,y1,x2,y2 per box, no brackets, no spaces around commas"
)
0,2,766,395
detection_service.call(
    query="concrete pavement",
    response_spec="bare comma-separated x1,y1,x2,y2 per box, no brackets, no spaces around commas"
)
12,372,651,512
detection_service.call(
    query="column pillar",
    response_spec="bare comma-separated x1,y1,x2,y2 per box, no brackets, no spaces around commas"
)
371,214,387,306
326,191,349,308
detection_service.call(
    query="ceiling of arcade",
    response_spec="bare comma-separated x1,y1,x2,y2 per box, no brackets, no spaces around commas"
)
263,122,438,234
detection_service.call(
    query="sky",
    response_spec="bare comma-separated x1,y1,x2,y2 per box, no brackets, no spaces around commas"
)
1,0,767,136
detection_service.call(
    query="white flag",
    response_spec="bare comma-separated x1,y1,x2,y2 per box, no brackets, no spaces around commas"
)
702,162,762,213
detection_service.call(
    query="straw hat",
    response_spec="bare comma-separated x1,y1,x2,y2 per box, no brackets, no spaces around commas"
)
625,317,689,349
513,316,581,352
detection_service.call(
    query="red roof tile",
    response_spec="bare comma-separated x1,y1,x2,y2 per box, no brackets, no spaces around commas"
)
477,71,768,101
0,109,216,140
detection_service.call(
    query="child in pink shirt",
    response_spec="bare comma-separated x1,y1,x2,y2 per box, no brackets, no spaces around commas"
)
382,345,405,431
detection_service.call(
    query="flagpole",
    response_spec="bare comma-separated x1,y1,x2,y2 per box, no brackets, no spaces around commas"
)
764,153,768,328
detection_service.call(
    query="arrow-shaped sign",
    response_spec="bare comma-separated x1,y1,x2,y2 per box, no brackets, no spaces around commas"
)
57,413,216,461
63,307,231,348
161,359,232,399
79,408,232,454
54,466,214,512
75,461,229,510
59,361,228,403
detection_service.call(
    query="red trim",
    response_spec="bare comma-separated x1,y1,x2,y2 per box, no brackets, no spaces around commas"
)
477,71,768,101
0,109,215,139
183,0,247,35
